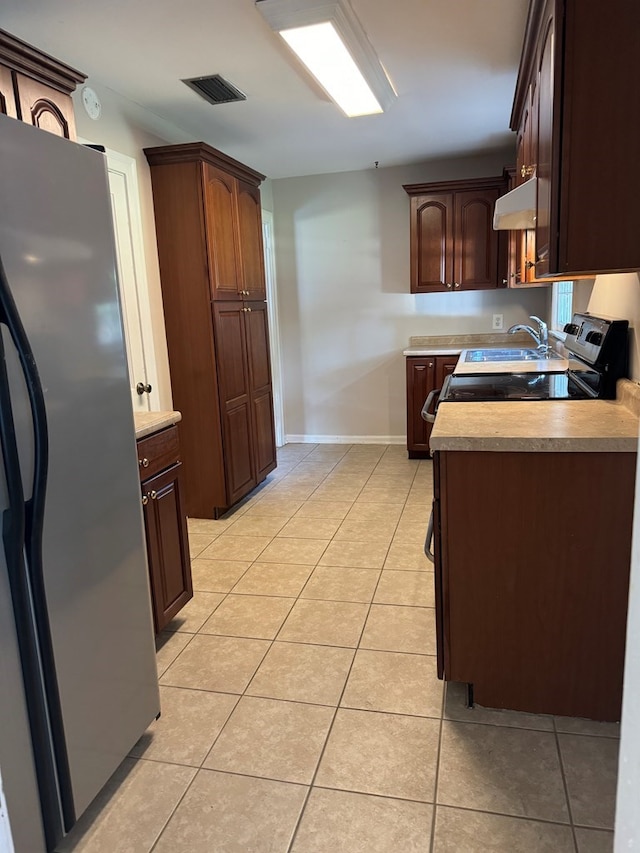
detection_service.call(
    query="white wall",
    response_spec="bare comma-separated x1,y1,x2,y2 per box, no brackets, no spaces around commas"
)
272,154,548,441
588,273,640,381
71,81,194,409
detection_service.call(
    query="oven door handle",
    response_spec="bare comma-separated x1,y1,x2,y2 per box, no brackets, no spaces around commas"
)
421,389,441,424
424,507,435,563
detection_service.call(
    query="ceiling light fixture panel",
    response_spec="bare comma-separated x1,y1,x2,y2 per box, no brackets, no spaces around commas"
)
256,0,396,117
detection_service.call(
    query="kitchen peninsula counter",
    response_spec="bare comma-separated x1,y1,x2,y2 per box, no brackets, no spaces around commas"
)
430,380,640,453
431,379,639,721
134,410,182,439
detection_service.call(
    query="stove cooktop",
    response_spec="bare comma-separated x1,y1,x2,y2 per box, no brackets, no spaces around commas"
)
441,371,595,402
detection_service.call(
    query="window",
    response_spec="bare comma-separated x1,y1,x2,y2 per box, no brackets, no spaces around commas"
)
550,281,573,334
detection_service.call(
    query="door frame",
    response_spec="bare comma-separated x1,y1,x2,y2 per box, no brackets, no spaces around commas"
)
105,147,159,410
79,138,159,411
262,209,285,446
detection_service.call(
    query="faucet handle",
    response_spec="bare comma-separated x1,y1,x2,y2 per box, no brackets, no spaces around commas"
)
529,315,547,330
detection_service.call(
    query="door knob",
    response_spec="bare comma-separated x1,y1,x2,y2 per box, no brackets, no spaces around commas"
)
136,382,153,395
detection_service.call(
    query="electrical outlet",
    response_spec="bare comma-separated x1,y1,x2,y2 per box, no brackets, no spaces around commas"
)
492,313,504,331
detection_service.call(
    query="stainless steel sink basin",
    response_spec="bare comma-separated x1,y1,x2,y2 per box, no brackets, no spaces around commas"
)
464,348,563,363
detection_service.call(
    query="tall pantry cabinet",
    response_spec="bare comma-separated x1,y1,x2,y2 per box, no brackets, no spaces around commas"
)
144,143,277,519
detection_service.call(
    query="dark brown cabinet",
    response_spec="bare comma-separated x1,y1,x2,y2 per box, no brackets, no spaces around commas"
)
406,355,458,458
510,0,640,277
0,29,85,139
213,301,276,508
403,177,507,293
432,449,636,721
202,163,266,301
144,142,276,518
137,425,192,634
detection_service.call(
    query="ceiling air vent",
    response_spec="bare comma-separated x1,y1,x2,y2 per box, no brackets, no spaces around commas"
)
182,74,247,105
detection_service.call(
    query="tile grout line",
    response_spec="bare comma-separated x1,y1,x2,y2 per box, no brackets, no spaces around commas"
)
284,448,396,852
552,715,579,853
285,448,422,852
429,680,448,852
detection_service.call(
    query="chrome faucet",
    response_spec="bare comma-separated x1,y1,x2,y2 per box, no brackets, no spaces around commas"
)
507,315,549,351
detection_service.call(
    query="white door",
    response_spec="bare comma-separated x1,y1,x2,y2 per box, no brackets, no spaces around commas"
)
262,210,285,446
104,149,158,411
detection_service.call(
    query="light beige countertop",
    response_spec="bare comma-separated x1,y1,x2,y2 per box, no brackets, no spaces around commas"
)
134,410,182,439
403,331,536,358
430,380,640,453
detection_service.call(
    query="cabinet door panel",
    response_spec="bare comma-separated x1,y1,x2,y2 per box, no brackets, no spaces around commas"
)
213,303,256,503
435,357,457,390
204,164,241,299
237,180,266,300
214,303,250,403
534,11,555,278
412,194,453,291
142,463,192,633
406,357,436,457
15,72,76,139
245,302,276,479
252,388,277,481
245,302,272,392
454,189,500,289
0,64,17,118
224,403,256,503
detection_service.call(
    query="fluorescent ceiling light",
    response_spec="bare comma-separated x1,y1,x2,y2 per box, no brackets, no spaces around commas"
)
281,22,382,117
256,0,396,118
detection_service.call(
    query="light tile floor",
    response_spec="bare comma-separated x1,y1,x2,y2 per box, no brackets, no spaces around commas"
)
58,444,619,853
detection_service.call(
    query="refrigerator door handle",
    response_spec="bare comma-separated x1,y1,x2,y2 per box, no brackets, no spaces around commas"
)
0,254,75,846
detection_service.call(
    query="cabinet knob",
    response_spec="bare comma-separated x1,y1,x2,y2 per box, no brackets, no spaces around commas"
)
520,165,534,179
445,282,452,289
428,362,434,368
453,282,460,289
139,457,150,468
150,490,157,500
136,382,153,395
247,307,252,312
525,260,535,270
502,278,508,285
142,494,149,506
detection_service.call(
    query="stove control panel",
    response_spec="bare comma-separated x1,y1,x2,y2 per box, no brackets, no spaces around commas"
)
563,313,628,369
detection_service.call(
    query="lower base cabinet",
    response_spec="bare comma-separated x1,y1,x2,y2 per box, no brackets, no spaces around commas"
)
137,425,192,633
406,356,458,458
433,449,636,721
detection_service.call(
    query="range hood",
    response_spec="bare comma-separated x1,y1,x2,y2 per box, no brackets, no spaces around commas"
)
492,176,537,230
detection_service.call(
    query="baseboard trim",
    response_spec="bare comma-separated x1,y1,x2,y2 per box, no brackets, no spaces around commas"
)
284,434,406,445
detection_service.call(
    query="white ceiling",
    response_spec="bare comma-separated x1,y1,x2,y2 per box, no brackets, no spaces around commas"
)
1,0,528,179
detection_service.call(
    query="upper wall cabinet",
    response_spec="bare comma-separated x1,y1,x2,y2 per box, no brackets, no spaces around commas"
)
403,177,507,293
0,29,85,140
511,0,640,277
146,144,267,303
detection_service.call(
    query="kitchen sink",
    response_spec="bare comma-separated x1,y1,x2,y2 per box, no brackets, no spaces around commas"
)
464,348,563,363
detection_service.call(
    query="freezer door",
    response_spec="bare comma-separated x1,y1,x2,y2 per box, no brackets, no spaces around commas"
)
0,114,159,840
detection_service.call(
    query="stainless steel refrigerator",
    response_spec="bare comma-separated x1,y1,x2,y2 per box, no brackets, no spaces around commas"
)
0,113,160,852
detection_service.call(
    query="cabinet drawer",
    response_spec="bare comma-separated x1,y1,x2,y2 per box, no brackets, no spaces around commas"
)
137,425,180,480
